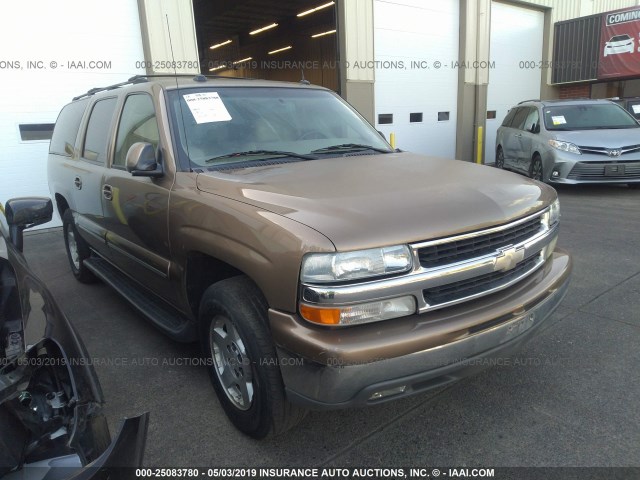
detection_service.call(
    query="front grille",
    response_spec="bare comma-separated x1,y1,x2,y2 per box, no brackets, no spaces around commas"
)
423,255,541,307
578,144,640,156
418,216,543,269
567,161,640,180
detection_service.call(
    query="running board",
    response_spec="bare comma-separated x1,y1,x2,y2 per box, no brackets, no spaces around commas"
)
84,257,197,342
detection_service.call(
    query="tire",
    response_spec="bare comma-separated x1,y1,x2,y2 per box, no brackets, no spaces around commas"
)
529,154,543,181
495,147,505,169
199,276,306,438
62,209,96,283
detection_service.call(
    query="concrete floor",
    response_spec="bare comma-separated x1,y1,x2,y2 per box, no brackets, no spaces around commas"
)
23,183,640,469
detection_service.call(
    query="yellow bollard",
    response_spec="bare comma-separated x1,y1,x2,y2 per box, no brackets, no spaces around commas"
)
390,132,396,149
476,126,483,164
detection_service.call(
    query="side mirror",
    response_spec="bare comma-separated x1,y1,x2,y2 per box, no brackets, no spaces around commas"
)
529,123,540,134
4,197,53,251
126,142,163,178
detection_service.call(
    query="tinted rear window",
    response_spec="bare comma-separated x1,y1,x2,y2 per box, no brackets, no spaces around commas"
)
82,98,118,163
49,99,89,156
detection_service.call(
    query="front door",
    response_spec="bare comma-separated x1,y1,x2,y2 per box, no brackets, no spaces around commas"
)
101,93,177,304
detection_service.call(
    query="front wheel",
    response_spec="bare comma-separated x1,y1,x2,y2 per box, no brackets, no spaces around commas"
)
62,209,96,283
529,155,544,181
199,276,306,438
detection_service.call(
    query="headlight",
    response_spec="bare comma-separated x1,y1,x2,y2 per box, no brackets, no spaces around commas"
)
301,245,413,283
548,139,581,155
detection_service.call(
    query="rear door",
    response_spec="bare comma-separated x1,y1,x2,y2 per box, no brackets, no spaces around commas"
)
518,107,540,171
502,107,529,170
74,97,118,256
100,92,177,304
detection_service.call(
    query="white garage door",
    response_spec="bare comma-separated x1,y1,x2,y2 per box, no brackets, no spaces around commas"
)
0,0,145,227
374,0,459,158
485,2,544,163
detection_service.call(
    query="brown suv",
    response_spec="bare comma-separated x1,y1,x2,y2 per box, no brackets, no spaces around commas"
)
48,75,571,438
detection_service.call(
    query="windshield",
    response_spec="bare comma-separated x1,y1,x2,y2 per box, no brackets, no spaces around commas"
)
543,104,640,131
610,35,630,42
167,87,392,168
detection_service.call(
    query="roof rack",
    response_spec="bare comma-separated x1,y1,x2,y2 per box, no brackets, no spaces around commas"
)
72,75,147,101
517,99,541,104
71,73,258,101
541,97,593,103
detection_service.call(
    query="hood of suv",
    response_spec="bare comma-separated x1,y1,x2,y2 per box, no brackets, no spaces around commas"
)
196,152,555,251
548,128,640,147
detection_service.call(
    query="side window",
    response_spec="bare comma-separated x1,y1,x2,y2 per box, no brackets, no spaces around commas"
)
49,99,89,156
524,108,540,132
83,98,118,163
501,109,516,127
114,94,160,167
510,107,530,130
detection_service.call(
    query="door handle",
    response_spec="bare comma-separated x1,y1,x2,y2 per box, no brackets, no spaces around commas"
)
102,184,113,201
74,176,82,190
514,133,523,138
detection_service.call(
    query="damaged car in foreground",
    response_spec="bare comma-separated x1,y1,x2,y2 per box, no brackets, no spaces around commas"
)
0,197,148,479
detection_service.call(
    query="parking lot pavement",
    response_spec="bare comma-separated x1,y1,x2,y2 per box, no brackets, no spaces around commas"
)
24,184,640,468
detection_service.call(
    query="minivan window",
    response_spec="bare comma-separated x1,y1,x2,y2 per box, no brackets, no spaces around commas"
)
510,107,530,130
114,94,160,167
83,97,118,163
523,108,539,132
50,99,89,156
543,103,640,130
501,109,517,127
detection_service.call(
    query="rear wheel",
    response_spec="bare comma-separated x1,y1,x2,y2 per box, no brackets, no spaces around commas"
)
199,276,306,438
495,147,505,169
529,154,543,181
62,209,96,283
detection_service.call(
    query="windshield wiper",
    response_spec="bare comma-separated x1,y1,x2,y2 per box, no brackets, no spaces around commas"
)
311,143,392,154
205,150,316,163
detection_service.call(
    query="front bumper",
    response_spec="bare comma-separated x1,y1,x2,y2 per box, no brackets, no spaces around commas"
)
270,249,571,409
543,150,640,184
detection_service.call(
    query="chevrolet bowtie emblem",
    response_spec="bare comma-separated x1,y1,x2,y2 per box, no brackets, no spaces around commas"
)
494,246,525,272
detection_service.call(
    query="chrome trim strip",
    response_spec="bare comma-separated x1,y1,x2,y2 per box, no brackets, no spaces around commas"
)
421,254,544,311
411,208,547,249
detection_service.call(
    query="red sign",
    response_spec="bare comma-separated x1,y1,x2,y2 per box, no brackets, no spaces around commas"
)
598,7,640,79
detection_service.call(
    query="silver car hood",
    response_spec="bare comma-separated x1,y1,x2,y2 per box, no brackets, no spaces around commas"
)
551,128,640,147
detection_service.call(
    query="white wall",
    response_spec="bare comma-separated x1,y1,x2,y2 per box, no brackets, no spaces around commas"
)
373,0,459,158
0,0,145,227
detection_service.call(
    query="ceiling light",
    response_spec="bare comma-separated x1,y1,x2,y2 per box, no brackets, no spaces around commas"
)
209,39,232,50
250,23,278,35
268,46,292,55
297,1,335,17
209,65,227,72
233,57,253,64
311,29,336,38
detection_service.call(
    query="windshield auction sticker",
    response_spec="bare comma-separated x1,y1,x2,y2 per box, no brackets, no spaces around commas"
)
183,92,232,123
551,115,567,125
